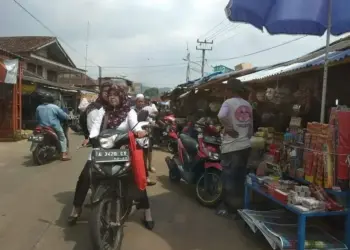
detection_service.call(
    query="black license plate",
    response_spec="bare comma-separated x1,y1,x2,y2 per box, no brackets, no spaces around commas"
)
93,149,129,163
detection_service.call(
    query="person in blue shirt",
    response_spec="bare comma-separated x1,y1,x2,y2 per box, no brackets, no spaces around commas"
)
36,94,71,161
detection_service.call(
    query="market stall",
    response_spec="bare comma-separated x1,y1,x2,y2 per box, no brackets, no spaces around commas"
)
240,107,350,250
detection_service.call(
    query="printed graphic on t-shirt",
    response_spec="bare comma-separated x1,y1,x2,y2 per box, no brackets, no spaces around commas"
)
235,105,252,127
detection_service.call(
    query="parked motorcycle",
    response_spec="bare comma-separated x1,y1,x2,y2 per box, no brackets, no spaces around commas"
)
153,114,178,153
88,112,149,250
165,121,223,207
28,121,69,165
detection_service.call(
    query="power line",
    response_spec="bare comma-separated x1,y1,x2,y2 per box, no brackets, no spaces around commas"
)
81,62,189,69
199,18,227,40
82,36,308,70
207,23,236,41
209,35,308,62
13,0,100,67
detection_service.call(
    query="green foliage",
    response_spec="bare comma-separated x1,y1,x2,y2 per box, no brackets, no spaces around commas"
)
143,87,159,97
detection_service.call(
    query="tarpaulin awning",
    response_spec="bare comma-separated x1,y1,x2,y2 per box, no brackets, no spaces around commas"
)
237,48,350,82
0,59,19,84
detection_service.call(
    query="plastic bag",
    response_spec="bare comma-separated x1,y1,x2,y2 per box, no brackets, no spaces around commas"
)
128,131,147,191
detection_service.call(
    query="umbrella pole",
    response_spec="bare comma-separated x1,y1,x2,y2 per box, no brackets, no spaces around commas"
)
320,0,333,123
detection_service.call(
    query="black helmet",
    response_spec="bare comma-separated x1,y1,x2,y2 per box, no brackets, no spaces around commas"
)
41,94,55,104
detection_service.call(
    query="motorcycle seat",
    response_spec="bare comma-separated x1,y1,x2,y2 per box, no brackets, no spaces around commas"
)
179,133,198,155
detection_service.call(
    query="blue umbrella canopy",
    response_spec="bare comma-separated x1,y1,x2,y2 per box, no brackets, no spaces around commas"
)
225,0,350,123
225,0,350,36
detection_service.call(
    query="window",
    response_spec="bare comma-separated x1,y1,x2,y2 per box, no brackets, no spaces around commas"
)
27,63,36,73
37,65,43,76
47,70,58,82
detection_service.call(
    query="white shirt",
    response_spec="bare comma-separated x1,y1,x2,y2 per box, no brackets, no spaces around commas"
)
218,97,253,153
89,108,141,138
87,109,100,133
142,104,158,118
87,108,144,160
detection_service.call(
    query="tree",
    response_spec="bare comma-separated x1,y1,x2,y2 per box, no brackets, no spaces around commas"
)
143,87,159,98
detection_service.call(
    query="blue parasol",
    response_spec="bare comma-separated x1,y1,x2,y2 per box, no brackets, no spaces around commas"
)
225,0,350,122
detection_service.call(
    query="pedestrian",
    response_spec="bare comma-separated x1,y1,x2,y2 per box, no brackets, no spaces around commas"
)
133,94,156,186
216,79,253,217
142,96,158,173
68,85,155,230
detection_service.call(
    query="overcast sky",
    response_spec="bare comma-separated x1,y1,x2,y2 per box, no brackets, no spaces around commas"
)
1,0,347,88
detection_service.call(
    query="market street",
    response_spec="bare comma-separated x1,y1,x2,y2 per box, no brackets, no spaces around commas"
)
0,133,269,250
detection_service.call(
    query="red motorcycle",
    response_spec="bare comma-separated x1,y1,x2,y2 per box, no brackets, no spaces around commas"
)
154,114,178,153
28,122,69,165
165,121,223,207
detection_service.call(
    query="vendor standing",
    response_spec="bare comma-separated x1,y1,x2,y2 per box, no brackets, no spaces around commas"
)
216,79,253,217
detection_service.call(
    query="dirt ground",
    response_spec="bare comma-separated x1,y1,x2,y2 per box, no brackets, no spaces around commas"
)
0,133,270,250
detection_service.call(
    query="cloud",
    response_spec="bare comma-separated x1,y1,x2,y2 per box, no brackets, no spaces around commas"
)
1,0,348,88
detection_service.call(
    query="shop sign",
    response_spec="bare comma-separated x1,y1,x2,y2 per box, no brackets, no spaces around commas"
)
22,83,36,94
0,59,19,84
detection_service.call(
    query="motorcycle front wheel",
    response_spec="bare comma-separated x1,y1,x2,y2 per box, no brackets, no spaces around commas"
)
195,169,223,207
167,140,176,153
89,197,124,250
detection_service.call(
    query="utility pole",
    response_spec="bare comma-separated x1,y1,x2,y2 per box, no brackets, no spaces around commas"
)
83,21,90,88
185,43,191,82
98,66,102,87
196,39,213,77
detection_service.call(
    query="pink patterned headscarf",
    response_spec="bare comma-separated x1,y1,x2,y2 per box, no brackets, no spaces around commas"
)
103,84,131,129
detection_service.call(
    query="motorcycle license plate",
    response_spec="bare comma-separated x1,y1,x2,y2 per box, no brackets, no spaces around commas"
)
28,135,44,142
93,149,129,163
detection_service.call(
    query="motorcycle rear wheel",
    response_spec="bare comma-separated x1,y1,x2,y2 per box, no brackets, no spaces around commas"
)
32,144,48,166
89,197,124,250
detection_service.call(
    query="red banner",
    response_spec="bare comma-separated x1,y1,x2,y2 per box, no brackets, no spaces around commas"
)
0,59,19,84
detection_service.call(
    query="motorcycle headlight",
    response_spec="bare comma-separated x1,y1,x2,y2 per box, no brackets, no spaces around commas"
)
99,134,118,149
208,151,220,160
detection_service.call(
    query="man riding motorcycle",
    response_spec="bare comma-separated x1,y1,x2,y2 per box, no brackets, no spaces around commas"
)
36,94,71,161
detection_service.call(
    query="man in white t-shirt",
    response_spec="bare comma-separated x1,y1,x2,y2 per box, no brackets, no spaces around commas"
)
142,96,158,120
216,79,253,217
142,96,158,173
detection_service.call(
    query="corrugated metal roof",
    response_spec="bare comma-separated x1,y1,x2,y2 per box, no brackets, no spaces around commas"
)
238,49,350,83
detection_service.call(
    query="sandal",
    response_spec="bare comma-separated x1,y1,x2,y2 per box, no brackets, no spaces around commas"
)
67,214,81,226
142,217,155,230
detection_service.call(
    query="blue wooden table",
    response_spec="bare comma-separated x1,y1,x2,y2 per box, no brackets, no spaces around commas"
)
244,182,350,250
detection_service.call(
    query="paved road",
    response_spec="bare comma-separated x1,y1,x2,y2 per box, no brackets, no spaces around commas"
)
0,133,269,250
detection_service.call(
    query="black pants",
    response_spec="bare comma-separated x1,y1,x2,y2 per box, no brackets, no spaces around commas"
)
73,160,150,209
143,149,149,178
220,148,251,210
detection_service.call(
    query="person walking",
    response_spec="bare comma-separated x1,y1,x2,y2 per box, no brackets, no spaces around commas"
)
216,79,253,217
142,96,158,173
133,94,156,186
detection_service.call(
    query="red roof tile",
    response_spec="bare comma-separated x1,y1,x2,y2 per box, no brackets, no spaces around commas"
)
0,36,55,53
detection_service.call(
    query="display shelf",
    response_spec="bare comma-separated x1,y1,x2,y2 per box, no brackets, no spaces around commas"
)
244,182,350,250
